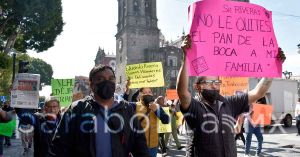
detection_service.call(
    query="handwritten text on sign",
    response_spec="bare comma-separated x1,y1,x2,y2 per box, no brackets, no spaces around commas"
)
126,62,164,88
220,77,248,96
186,0,281,77
51,79,74,107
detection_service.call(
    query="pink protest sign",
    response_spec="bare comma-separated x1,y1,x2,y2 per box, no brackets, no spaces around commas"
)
186,0,281,77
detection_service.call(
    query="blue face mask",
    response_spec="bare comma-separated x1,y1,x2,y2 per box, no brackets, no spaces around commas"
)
201,89,220,103
95,80,116,100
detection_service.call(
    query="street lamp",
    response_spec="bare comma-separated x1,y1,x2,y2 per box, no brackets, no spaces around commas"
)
282,70,292,79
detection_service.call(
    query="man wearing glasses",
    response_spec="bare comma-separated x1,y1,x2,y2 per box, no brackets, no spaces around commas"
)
177,35,285,157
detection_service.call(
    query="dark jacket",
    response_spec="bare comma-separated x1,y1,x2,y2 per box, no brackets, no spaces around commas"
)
49,95,150,157
16,108,61,157
34,113,61,157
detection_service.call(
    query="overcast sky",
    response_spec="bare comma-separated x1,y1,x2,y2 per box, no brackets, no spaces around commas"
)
29,0,300,80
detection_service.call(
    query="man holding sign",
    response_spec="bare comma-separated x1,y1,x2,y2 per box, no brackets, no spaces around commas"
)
177,29,285,157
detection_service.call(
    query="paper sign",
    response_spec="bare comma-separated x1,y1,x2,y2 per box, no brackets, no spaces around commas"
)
11,73,40,109
166,90,179,100
252,103,273,125
0,119,17,137
220,77,248,96
187,0,281,77
158,107,172,133
73,76,90,102
51,79,74,107
126,62,164,88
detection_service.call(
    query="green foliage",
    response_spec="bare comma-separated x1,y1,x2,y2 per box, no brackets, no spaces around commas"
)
0,52,12,96
0,52,12,69
0,0,64,53
0,53,53,94
28,58,53,85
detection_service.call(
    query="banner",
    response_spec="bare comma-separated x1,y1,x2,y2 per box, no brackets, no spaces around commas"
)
11,73,40,109
126,62,164,88
220,77,248,96
158,107,172,133
73,76,90,101
0,119,17,137
187,0,281,77
51,79,74,107
166,90,179,100
252,103,273,125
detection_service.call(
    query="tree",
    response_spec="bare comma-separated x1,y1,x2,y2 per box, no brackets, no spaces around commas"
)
0,0,64,53
28,58,53,86
0,52,53,95
0,52,12,96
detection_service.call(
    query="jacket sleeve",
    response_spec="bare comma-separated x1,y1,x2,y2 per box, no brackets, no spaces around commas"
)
154,107,169,124
48,107,75,157
123,93,129,101
130,114,151,157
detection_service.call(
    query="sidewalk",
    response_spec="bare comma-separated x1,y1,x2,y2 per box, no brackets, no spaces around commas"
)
3,138,33,157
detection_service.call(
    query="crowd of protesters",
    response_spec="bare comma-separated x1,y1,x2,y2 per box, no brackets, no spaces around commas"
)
0,34,291,157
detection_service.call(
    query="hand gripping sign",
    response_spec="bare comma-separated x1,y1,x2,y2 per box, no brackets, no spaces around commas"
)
186,0,281,77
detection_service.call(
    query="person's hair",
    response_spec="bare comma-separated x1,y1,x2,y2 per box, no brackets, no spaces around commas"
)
139,88,145,93
194,76,206,85
45,96,60,107
89,64,115,82
131,90,140,102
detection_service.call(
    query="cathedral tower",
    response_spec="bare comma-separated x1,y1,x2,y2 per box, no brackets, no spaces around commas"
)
115,0,160,84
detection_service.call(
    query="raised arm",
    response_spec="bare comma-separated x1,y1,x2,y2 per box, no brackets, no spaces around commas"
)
248,48,286,104
248,78,273,104
176,35,192,110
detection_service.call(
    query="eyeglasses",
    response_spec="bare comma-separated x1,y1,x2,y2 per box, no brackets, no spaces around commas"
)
200,80,222,86
45,105,59,109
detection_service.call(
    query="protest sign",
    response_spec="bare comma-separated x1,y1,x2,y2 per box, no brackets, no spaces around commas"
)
11,73,40,109
166,89,179,100
51,79,74,107
186,0,281,77
220,77,248,96
252,103,273,125
0,119,16,137
73,76,90,101
126,62,164,88
158,107,172,133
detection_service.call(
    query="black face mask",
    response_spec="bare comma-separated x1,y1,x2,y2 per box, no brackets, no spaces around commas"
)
142,95,155,108
201,89,220,103
95,80,116,100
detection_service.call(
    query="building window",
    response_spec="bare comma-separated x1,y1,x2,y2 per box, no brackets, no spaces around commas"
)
145,0,151,16
171,70,179,78
167,56,177,66
119,76,122,84
133,0,139,15
120,56,122,63
123,0,126,17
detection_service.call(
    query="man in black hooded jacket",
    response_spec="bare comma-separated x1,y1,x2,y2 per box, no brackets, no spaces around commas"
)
49,65,150,157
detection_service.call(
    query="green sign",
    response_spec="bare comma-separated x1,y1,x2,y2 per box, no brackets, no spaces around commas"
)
0,119,17,137
51,79,74,107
